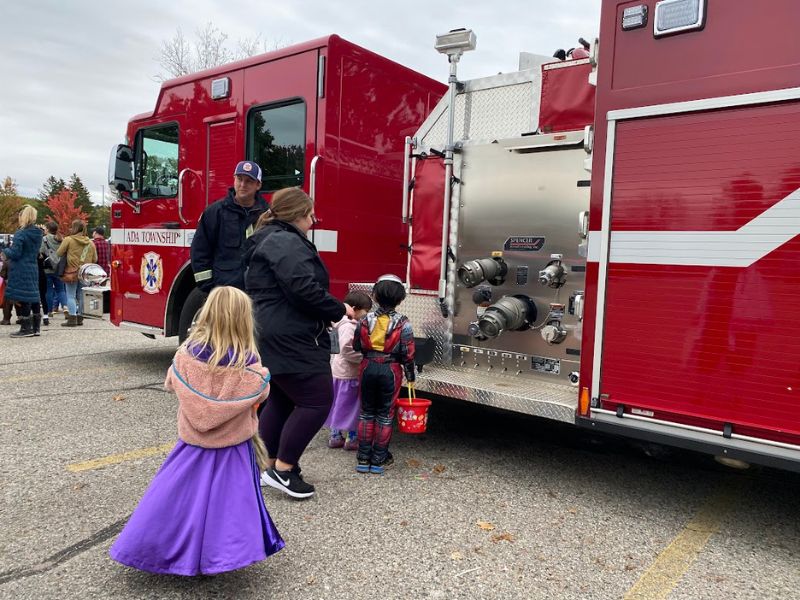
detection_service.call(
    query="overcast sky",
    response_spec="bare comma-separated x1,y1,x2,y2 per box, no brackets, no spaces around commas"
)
0,0,600,204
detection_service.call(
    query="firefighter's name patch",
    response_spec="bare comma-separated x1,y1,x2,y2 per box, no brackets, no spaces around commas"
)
140,251,164,295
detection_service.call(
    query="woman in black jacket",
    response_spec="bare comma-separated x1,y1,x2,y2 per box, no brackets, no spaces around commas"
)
246,187,353,499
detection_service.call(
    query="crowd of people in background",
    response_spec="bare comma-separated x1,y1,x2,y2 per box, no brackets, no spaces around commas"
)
0,205,109,336
108,160,419,577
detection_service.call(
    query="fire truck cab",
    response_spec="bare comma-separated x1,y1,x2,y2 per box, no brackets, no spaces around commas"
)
109,35,444,340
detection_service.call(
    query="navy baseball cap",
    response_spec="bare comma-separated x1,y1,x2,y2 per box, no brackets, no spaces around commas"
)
233,160,262,182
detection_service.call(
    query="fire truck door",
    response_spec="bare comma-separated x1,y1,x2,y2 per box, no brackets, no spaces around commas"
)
593,97,800,440
408,156,446,291
243,50,320,200
117,114,194,329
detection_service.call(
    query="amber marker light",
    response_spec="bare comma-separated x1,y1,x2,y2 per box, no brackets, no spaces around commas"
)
578,387,590,416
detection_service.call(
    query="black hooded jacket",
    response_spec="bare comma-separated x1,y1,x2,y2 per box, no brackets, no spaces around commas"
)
190,188,269,292
245,220,346,375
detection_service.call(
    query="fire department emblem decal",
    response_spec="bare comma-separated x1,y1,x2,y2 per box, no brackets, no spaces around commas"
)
140,252,163,295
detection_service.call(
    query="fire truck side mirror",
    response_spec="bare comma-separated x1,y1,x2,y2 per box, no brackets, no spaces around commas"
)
108,143,134,193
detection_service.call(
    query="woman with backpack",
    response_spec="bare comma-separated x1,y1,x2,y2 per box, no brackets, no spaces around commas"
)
0,205,44,338
56,219,97,327
40,221,67,323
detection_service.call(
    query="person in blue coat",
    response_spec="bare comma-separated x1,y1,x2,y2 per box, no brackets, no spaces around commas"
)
1,206,44,338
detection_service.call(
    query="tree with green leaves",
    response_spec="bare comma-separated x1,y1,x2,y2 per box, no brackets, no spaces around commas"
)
92,205,111,233
68,173,94,216
37,176,66,203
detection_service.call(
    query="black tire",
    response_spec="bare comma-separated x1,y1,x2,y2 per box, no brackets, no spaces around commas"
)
178,287,207,343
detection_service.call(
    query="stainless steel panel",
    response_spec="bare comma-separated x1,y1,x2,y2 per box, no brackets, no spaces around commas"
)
451,139,590,386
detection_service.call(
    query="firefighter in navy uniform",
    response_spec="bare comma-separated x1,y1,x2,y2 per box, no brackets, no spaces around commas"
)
181,161,269,340
190,160,269,292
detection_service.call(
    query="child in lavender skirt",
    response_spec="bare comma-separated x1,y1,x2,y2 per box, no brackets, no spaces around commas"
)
325,291,372,450
110,286,284,576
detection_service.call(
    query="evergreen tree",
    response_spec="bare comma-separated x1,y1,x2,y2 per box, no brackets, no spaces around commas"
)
68,173,94,216
37,176,66,203
92,205,111,233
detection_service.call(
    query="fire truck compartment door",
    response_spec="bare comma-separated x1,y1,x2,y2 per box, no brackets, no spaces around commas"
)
597,99,800,440
408,157,445,291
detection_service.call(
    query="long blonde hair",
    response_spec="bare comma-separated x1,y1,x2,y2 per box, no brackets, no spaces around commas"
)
18,205,37,228
183,286,260,369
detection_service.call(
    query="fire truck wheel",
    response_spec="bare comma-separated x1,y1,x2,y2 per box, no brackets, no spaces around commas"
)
178,287,207,343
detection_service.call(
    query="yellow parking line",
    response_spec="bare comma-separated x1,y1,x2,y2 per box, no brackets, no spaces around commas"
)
624,479,742,600
67,443,175,472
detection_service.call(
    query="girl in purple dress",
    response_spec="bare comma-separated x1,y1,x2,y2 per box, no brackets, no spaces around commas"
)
325,291,373,450
110,286,284,576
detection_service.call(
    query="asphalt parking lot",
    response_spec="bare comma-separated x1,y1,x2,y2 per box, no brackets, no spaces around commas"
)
1,315,799,599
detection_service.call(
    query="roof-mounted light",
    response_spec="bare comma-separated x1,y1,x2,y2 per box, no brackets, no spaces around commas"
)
621,5,648,31
434,29,476,58
654,0,706,37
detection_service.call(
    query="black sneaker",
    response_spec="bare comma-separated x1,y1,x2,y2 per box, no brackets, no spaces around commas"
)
261,467,315,499
356,459,371,474
370,452,394,474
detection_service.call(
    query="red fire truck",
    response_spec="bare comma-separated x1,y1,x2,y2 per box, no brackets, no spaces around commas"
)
389,0,800,472
108,35,444,340
111,1,800,472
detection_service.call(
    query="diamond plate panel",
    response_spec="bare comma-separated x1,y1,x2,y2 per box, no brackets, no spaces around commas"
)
415,365,577,423
349,285,450,363
422,83,535,149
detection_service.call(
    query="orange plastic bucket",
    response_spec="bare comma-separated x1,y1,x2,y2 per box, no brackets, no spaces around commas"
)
396,385,431,434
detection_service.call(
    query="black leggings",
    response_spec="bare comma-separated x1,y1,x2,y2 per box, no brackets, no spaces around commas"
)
259,372,334,466
17,302,41,317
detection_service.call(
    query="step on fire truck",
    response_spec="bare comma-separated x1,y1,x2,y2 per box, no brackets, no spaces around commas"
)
108,35,445,339
389,0,800,472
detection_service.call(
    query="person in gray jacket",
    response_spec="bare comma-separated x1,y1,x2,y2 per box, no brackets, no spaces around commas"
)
40,221,67,322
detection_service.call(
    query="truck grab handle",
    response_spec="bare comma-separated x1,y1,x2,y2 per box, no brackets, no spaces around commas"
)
177,168,191,224
402,137,413,224
310,155,321,202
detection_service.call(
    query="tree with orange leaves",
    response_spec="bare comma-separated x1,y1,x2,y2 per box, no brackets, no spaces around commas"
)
0,176,24,232
45,190,89,235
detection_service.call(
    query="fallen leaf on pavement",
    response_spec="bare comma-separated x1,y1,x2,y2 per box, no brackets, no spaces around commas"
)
112,394,125,402
450,551,464,560
433,464,446,474
477,521,495,531
72,482,86,491
491,532,515,543
399,520,409,527
406,458,421,468
567,507,578,514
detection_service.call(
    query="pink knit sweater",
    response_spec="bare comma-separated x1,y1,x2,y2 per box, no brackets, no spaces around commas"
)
164,348,271,448
331,316,362,380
